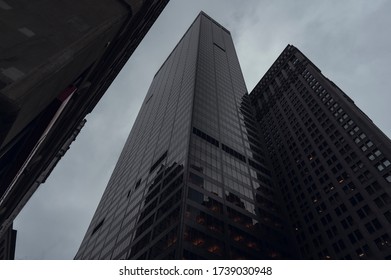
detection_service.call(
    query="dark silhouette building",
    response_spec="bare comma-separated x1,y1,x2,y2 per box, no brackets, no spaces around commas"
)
0,0,169,240
0,224,16,260
250,45,391,259
76,15,391,260
75,12,296,260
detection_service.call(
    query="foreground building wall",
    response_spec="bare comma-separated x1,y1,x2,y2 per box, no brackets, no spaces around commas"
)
1,0,128,150
0,223,16,260
75,12,296,260
0,0,169,238
250,45,391,259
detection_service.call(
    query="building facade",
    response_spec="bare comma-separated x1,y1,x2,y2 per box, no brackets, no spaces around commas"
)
75,12,296,260
0,0,169,238
76,16,391,260
250,45,391,259
0,224,16,260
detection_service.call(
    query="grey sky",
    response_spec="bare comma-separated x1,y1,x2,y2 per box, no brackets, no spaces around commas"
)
14,0,391,259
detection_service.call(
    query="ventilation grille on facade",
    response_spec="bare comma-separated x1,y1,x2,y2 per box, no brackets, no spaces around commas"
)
221,144,246,163
193,127,219,147
149,151,167,173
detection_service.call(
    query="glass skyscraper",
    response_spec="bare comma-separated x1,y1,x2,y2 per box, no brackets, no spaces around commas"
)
76,13,391,260
75,12,295,260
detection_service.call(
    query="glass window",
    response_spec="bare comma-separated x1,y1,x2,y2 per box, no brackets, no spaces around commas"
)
384,211,391,224
189,172,204,187
377,164,385,171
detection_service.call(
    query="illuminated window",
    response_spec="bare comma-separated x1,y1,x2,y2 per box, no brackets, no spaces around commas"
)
375,234,391,250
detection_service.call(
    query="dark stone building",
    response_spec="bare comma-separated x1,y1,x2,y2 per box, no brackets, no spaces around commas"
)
75,12,296,260
0,224,16,260
0,0,169,240
250,45,391,259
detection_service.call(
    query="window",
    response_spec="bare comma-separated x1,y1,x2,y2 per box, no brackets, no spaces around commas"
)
356,205,372,219
348,229,364,245
332,239,346,253
349,126,359,135
374,193,391,208
193,127,219,147
384,211,391,224
222,144,246,162
365,181,381,195
365,223,374,234
189,173,204,187
376,164,384,171
383,159,391,167
341,219,349,229
356,245,370,258
352,161,364,173
334,203,347,216
348,193,360,204
149,151,168,173
341,216,354,229
342,182,356,194
376,158,390,172
366,140,374,148
184,226,224,256
365,218,383,234
375,234,391,250
368,149,382,161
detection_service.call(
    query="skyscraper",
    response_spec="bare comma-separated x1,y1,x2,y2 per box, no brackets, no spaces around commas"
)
75,12,296,260
250,45,391,259
76,14,391,260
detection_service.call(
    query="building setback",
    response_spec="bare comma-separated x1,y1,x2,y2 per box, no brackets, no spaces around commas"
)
250,45,391,259
76,15,391,260
0,0,169,243
75,12,296,260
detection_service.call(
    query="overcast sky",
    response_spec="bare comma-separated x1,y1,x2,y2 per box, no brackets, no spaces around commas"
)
13,0,391,259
